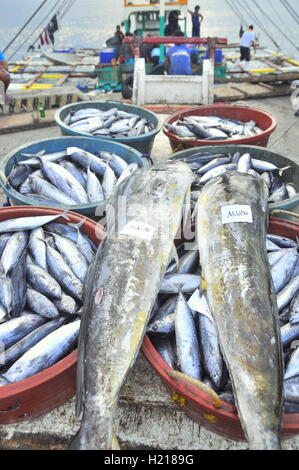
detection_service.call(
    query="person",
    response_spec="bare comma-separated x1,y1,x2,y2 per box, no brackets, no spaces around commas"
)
150,47,160,66
163,30,192,76
114,25,125,44
240,25,256,62
188,5,203,37
0,50,10,100
164,10,180,36
119,32,134,63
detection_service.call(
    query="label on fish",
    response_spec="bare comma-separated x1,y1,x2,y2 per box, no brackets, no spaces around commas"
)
120,221,155,240
221,205,253,224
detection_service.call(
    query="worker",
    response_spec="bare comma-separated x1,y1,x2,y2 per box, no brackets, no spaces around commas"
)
164,10,180,36
188,5,203,37
163,30,192,76
0,50,10,103
240,25,256,62
114,25,125,44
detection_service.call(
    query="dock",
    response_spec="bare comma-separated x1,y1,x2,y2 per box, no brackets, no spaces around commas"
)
0,94,298,450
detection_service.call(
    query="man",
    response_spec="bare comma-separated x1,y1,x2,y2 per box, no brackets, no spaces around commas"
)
188,5,203,37
0,50,10,104
163,30,192,76
114,25,125,44
240,25,256,62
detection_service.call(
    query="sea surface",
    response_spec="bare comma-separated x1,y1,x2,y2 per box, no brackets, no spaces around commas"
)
0,0,298,61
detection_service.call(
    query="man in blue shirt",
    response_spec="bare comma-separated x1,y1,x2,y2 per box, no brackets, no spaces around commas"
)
164,31,192,75
0,50,10,92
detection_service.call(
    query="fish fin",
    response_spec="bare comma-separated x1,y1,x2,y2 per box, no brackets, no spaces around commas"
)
110,430,121,450
170,243,179,268
167,370,221,408
60,210,71,222
0,170,9,188
279,165,291,176
68,219,85,231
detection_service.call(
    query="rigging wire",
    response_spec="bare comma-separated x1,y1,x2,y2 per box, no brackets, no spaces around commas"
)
280,0,299,24
268,1,298,44
250,0,299,52
7,0,66,61
60,0,77,20
3,0,49,54
224,0,247,26
237,0,281,49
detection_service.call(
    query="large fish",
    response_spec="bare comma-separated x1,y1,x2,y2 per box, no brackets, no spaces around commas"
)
196,171,283,450
70,159,193,450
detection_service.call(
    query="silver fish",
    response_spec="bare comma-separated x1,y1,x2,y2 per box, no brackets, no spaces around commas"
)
0,314,46,349
26,287,60,319
3,319,80,383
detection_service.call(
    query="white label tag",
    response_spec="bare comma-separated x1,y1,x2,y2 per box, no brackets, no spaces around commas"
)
120,221,155,240
221,205,252,224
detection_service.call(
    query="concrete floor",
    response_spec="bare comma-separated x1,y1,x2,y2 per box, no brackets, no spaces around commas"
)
0,96,298,450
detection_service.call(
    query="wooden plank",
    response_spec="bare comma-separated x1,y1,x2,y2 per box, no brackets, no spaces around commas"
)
229,83,276,98
216,71,299,84
260,58,284,71
213,85,245,102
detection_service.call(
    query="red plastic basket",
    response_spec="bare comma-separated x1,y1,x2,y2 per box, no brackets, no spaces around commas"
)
141,216,299,442
163,104,277,152
0,206,104,424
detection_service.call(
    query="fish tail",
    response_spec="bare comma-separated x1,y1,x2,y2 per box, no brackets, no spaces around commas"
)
279,165,291,176
61,210,71,222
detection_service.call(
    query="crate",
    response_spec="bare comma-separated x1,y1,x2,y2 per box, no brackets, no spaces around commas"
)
214,65,227,79
96,64,121,90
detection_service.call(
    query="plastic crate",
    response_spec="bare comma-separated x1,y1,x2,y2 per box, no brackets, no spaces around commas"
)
214,65,227,79
96,65,121,90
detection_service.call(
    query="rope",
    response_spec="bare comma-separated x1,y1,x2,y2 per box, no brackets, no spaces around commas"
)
59,0,77,19
3,0,49,54
280,0,299,24
224,0,247,25
251,0,299,53
7,0,65,61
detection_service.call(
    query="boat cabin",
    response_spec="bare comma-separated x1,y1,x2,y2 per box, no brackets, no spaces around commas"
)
122,0,188,37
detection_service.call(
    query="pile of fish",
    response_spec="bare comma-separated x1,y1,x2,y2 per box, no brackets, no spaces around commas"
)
7,146,138,207
0,212,97,385
176,150,297,206
164,115,263,141
62,107,156,138
147,224,299,430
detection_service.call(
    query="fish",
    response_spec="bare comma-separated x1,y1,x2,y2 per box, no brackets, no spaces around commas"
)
146,313,175,335
11,253,27,317
27,263,62,300
29,227,47,270
197,171,283,450
39,159,88,204
175,292,202,380
270,248,299,293
26,288,60,319
277,275,299,312
289,292,299,324
3,319,80,383
0,212,70,233
43,241,83,302
86,166,104,203
159,273,200,294
0,314,46,350
53,292,77,316
1,231,29,275
70,159,193,450
29,175,78,205
0,317,66,369
49,232,89,283
67,147,108,177
102,163,117,200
